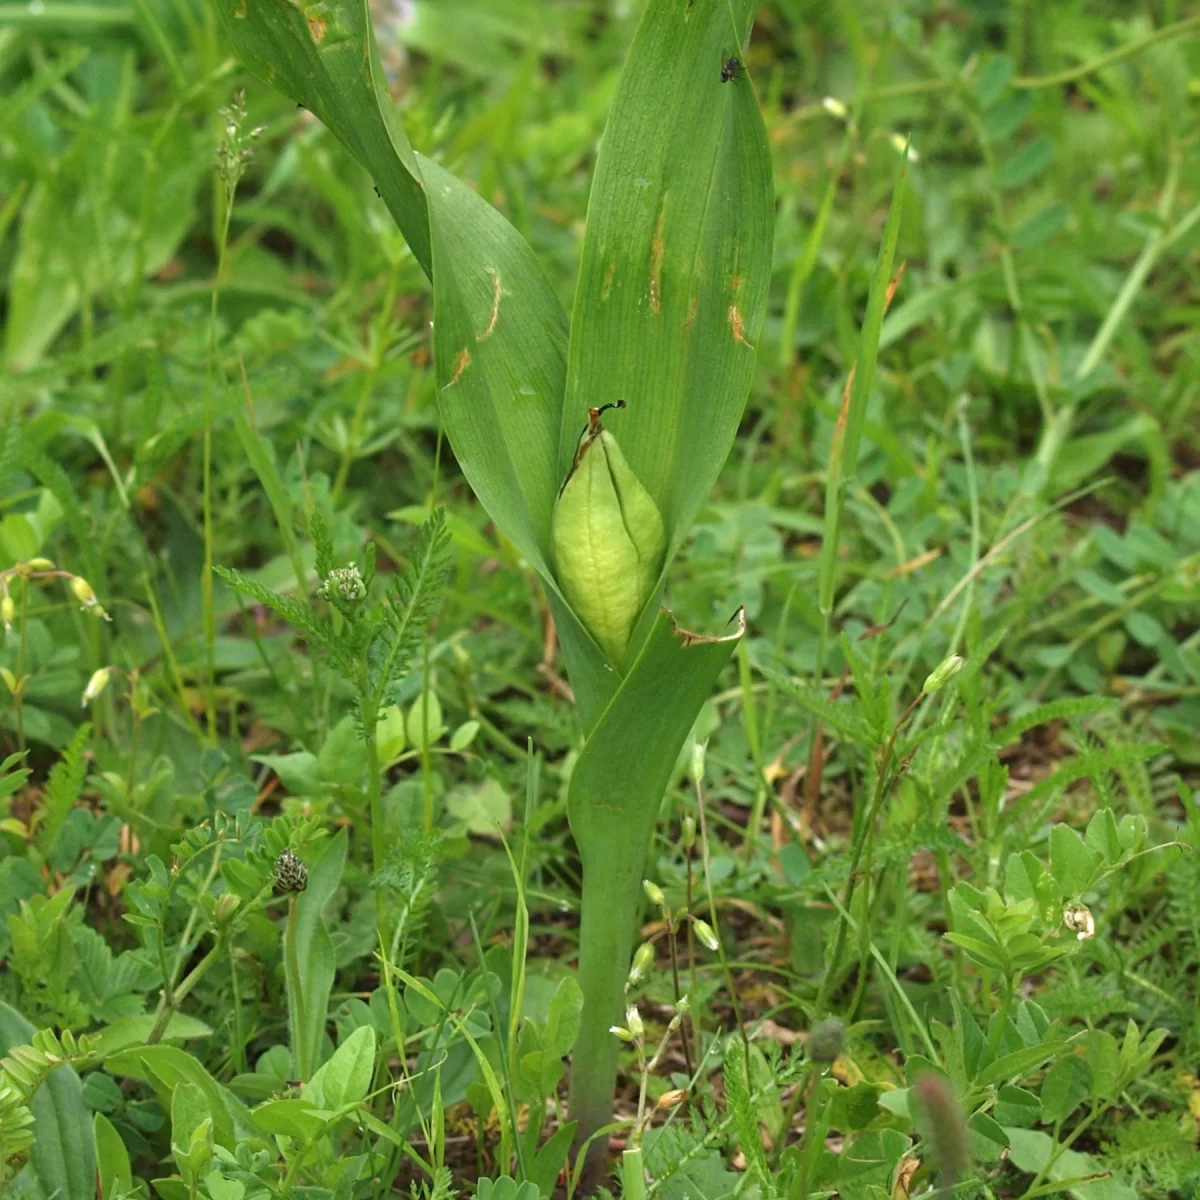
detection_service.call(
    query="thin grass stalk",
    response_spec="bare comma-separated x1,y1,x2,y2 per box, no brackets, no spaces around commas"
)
807,156,907,1005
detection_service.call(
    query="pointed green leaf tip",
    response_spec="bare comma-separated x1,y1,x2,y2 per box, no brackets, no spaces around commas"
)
552,405,665,666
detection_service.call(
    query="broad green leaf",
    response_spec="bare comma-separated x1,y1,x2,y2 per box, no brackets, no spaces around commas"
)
306,1025,376,1110
445,778,511,837
90,1014,213,1058
103,1044,241,1150
94,1112,133,1200
1050,824,1101,898
564,0,772,554
566,607,743,1141
1086,1029,1120,1104
170,1082,213,1185
1004,1127,1136,1200
251,1097,331,1141
837,1128,913,1200
288,828,347,1079
976,1041,1068,1088
405,689,445,750
423,152,568,580
1041,1054,1090,1125
212,0,431,276
0,1001,94,1200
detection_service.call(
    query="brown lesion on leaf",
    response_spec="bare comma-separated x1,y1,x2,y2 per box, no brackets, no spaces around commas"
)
445,348,471,388
670,605,746,648
649,204,667,317
234,0,246,17
307,12,326,42
730,273,743,294
600,261,616,303
477,268,504,340
728,304,755,350
683,295,698,329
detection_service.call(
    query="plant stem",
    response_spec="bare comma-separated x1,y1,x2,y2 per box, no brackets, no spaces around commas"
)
569,850,643,1186
148,936,226,1043
815,692,921,1015
285,894,310,1080
14,576,28,753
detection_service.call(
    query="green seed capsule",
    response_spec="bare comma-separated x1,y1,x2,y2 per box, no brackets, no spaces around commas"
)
552,405,666,666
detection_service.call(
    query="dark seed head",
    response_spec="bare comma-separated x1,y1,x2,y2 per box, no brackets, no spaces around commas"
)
807,1017,845,1063
274,849,308,894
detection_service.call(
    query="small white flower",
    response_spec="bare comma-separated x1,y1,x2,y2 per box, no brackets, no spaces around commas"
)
1063,903,1095,941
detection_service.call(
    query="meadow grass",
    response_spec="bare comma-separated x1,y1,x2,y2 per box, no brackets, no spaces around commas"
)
1,2,1199,1198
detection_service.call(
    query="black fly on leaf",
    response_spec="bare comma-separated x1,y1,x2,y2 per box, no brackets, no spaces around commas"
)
720,55,743,83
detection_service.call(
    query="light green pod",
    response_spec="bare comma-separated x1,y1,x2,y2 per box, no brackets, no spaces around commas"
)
552,407,666,666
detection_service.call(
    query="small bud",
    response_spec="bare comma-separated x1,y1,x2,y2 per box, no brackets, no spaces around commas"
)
214,893,241,924
274,849,308,894
822,96,848,118
69,575,110,621
913,1073,969,1189
1,593,14,631
1063,902,1095,941
27,557,54,571
689,740,707,785
81,667,112,707
807,1017,845,1064
70,575,95,606
681,815,696,849
627,942,655,987
657,1088,687,1109
1,667,18,696
922,654,964,696
552,404,666,666
675,994,691,1015
693,918,720,952
317,564,366,608
642,879,666,908
610,1024,633,1042
625,1004,644,1040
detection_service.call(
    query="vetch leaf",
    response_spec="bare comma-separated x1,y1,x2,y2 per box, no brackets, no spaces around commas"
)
1010,202,1068,249
995,135,1053,188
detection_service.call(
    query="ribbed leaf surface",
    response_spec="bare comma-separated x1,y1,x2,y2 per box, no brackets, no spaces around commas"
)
563,0,773,553
421,154,569,579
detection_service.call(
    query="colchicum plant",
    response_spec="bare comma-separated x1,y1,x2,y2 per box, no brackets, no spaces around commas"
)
216,0,772,1175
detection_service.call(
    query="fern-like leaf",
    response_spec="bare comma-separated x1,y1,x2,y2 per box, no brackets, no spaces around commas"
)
371,509,451,705
36,721,90,854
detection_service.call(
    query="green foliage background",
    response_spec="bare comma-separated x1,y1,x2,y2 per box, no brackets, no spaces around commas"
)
1,1,1199,1198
